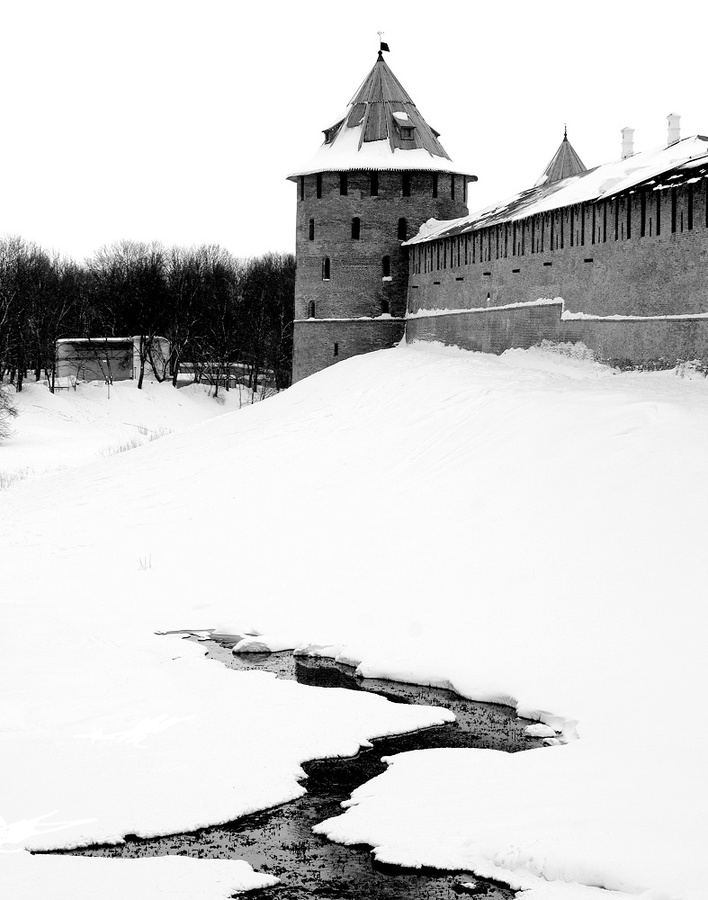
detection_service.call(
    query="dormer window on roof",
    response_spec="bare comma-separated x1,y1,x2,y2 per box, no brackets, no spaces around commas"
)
392,110,415,140
323,119,344,144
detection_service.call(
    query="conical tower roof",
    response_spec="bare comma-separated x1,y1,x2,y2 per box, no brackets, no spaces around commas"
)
535,128,587,186
288,52,473,180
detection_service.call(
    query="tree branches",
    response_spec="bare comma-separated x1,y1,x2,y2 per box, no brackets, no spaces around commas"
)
0,237,295,394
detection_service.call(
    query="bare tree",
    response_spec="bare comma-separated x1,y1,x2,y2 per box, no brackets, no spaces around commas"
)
191,253,243,397
0,382,17,440
165,246,207,385
88,241,170,388
240,253,295,392
0,236,294,397
0,237,63,391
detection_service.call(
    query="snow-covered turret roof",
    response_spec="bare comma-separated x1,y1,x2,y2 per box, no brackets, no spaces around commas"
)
406,134,708,246
288,52,474,180
535,128,587,186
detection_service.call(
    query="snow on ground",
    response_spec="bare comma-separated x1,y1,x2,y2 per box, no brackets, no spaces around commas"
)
2,344,708,899
0,379,257,486
2,852,278,900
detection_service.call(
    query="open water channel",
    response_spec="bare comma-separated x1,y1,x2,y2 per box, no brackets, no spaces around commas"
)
51,636,547,899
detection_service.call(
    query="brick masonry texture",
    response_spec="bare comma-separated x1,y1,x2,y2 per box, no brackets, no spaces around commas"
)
293,160,708,375
408,180,708,318
406,303,708,366
292,168,468,381
404,178,708,365
406,305,562,354
295,170,468,322
293,319,406,382
561,317,708,365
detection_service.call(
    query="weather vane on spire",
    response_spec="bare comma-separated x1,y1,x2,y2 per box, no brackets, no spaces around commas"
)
377,31,390,56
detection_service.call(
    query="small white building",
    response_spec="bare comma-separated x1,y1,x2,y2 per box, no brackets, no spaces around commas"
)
56,336,170,382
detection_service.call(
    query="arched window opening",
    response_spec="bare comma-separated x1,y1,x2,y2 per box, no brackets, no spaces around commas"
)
370,171,379,196
299,176,305,201
322,257,331,280
381,298,390,314
432,173,438,198
307,301,316,318
351,217,361,240
340,173,348,196
308,218,315,241
451,174,456,199
333,342,339,357
402,173,411,197
316,173,322,199
382,255,391,277
397,217,407,240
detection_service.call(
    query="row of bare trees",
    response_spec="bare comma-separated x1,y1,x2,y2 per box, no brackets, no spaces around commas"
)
0,237,295,393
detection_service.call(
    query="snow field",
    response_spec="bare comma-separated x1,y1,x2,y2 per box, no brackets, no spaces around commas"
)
2,343,708,898
0,379,257,485
1,853,278,900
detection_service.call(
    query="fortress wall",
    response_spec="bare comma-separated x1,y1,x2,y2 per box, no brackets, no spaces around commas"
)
295,171,468,322
560,317,708,365
406,303,708,367
293,318,406,382
407,179,708,318
406,304,562,353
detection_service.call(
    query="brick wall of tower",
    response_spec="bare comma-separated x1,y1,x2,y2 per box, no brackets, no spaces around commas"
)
295,170,468,321
292,319,406,382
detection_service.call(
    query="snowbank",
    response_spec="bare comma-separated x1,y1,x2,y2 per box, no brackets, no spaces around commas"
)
0,379,256,486
2,344,708,898
1,852,277,900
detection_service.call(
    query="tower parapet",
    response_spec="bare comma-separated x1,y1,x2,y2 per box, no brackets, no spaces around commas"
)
288,51,474,382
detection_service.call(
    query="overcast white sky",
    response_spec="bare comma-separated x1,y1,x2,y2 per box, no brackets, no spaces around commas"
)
3,0,708,263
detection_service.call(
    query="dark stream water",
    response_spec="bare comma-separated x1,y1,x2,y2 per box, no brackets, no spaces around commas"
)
51,637,547,898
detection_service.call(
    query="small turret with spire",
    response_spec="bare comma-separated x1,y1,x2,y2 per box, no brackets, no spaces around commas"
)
535,128,587,186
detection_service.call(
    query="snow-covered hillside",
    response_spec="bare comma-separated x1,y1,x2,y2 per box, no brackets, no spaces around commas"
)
0,379,258,487
2,344,707,899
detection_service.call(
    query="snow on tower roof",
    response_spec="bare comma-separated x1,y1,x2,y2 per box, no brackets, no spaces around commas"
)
288,52,474,180
406,134,708,245
535,127,587,186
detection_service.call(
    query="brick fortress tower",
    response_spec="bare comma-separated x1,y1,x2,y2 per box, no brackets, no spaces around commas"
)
288,49,475,382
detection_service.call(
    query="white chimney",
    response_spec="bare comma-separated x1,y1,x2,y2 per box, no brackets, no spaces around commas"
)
621,127,635,159
667,113,681,146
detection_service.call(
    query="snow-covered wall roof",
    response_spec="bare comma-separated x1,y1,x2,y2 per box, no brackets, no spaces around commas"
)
56,337,133,344
406,135,708,245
